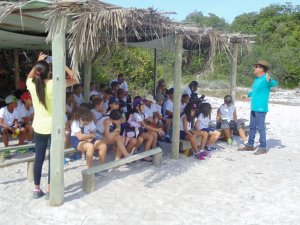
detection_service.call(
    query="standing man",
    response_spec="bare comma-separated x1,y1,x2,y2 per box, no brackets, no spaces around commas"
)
238,60,278,155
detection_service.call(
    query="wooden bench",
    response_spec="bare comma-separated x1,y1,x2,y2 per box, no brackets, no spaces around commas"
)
179,140,201,157
81,147,163,193
0,143,36,163
0,146,75,182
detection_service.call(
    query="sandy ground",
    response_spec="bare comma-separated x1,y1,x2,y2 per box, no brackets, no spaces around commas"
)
0,89,300,225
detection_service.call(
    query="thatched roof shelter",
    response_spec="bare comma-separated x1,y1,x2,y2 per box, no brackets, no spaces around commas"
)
0,0,255,79
0,0,255,206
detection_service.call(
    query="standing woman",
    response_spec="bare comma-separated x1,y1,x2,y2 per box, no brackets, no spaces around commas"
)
27,53,76,199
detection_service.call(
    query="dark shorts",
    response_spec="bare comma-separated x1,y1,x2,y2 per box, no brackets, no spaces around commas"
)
70,136,80,150
201,127,215,133
180,130,186,140
0,126,14,134
217,120,242,134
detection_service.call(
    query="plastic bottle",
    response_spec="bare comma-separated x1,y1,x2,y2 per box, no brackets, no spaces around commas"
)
12,128,20,139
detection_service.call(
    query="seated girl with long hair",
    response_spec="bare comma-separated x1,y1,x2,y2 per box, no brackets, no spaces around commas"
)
195,102,221,151
130,97,165,161
180,102,209,160
96,110,132,160
70,107,107,168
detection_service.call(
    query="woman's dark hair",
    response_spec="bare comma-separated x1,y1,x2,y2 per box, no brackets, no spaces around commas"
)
109,109,122,120
181,102,195,126
33,60,50,110
199,102,212,118
72,106,93,122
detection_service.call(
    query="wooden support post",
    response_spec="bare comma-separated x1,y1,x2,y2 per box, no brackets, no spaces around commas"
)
83,57,92,103
49,20,67,206
230,43,238,101
152,151,162,167
153,48,157,96
27,161,34,182
0,152,4,163
82,173,96,193
172,33,183,160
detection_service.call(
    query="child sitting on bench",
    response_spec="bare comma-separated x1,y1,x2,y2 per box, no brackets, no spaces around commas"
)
70,107,106,167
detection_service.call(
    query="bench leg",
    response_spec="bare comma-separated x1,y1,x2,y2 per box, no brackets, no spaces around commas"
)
0,152,4,163
27,161,34,182
152,152,162,167
82,173,96,193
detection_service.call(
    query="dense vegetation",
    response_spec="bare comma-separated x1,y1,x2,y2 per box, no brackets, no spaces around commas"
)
1,2,299,96
92,3,300,90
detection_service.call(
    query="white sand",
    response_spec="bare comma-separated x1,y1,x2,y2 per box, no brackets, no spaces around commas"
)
1,89,300,225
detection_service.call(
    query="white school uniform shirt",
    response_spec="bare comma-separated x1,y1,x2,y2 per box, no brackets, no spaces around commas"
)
162,99,173,118
132,112,145,123
18,105,34,123
110,79,129,92
155,103,162,115
66,103,74,114
15,100,24,122
219,103,236,121
103,100,109,110
70,120,96,136
0,106,18,126
89,90,100,97
91,108,103,122
74,93,84,107
144,103,158,119
180,102,187,113
179,114,191,131
183,87,192,97
96,116,110,139
196,113,210,130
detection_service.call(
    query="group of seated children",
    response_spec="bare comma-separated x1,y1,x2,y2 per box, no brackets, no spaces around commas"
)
0,91,34,153
179,87,248,160
0,74,246,166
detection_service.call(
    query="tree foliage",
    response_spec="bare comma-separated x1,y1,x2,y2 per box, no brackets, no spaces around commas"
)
91,3,300,89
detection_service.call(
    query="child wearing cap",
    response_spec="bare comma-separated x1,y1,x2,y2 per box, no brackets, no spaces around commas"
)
195,102,221,151
216,95,247,145
180,102,209,160
144,94,172,143
18,91,34,143
0,95,26,147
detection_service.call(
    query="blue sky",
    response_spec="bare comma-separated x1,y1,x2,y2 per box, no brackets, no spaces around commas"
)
106,0,299,23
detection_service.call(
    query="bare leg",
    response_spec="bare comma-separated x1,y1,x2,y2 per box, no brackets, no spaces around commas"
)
238,128,247,143
94,141,107,164
2,129,10,147
18,128,26,145
77,141,94,168
126,138,137,153
151,132,158,148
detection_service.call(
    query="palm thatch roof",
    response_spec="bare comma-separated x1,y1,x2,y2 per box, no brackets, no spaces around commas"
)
0,0,255,79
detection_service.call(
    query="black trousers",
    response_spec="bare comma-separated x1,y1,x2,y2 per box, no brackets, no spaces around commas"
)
33,132,51,186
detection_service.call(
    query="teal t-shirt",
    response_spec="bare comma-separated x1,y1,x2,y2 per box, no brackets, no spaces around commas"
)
248,74,278,112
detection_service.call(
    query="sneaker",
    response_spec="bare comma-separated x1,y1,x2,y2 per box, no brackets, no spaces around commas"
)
195,151,205,160
4,150,11,158
201,151,211,158
206,145,216,151
254,148,267,155
227,138,233,145
164,137,172,143
32,189,45,199
238,145,255,151
64,158,70,165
